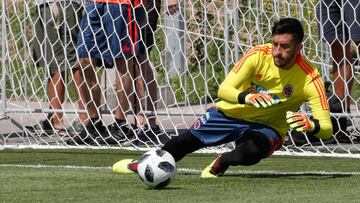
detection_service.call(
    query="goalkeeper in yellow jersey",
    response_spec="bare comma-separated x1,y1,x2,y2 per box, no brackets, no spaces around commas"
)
113,17,333,178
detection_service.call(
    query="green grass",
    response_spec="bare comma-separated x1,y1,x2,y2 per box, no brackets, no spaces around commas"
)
1,149,360,203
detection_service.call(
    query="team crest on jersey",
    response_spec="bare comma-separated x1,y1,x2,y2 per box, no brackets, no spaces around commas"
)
283,84,293,97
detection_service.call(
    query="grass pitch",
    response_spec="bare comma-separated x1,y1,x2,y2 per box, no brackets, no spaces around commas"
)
1,149,360,203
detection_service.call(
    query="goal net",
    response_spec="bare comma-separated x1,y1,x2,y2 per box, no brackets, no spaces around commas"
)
1,0,359,158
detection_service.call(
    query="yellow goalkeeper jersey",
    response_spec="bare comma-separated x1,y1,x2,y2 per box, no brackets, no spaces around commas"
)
216,43,332,140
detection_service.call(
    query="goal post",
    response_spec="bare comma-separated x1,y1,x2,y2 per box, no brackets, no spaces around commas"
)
0,0,359,158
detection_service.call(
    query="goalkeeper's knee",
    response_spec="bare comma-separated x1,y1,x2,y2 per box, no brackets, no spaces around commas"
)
161,130,205,162
222,139,262,166
220,132,272,166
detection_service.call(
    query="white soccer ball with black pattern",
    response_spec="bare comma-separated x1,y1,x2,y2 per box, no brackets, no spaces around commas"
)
137,149,177,188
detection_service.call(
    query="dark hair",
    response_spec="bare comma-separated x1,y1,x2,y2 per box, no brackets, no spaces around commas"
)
271,18,304,44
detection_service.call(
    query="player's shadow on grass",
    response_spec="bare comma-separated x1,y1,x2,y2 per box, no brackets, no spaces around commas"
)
224,173,353,179
146,187,182,191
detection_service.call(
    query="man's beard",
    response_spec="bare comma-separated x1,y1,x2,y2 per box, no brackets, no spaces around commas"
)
274,50,296,68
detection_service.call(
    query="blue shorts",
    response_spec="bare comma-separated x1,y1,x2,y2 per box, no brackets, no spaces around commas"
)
316,0,360,43
77,2,145,68
189,107,282,156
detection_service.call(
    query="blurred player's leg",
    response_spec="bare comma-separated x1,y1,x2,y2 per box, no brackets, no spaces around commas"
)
331,41,354,111
48,71,65,130
72,67,89,126
73,58,108,145
104,59,137,144
78,58,102,120
133,55,163,146
142,58,158,128
133,56,147,127
115,59,133,122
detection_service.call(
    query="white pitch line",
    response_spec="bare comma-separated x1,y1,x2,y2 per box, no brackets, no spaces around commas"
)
1,164,360,176
0,164,111,170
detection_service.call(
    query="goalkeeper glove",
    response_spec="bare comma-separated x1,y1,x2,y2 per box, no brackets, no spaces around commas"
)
244,93,275,108
286,111,315,132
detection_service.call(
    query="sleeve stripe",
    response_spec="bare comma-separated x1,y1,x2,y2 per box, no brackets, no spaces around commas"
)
298,60,329,110
233,52,257,73
233,46,271,73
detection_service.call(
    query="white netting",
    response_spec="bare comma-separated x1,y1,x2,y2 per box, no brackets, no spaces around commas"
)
0,0,359,157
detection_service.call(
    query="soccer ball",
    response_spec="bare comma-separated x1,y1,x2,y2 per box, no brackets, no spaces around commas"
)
137,149,177,189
